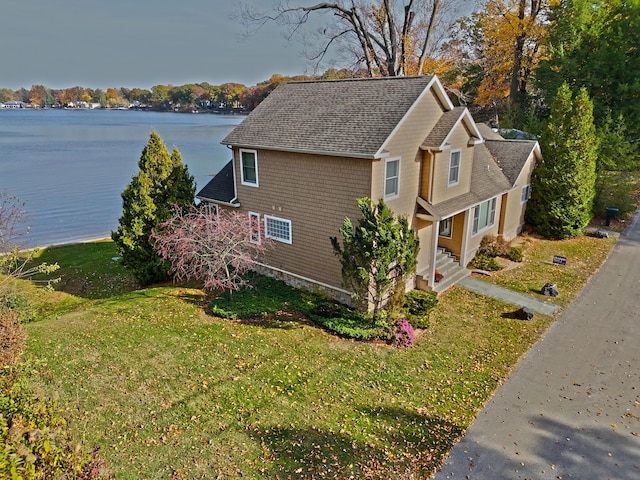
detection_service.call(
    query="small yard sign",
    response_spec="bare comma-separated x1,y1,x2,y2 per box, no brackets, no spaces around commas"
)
553,255,567,266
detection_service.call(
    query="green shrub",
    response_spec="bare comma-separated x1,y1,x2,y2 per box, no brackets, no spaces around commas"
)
508,246,524,262
0,362,100,479
594,172,639,219
477,235,509,258
403,290,438,329
468,254,503,271
0,292,38,323
310,301,348,319
209,305,238,320
312,313,391,341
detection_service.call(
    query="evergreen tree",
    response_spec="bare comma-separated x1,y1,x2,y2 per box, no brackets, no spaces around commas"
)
526,83,598,239
331,198,418,319
112,131,195,284
536,0,640,136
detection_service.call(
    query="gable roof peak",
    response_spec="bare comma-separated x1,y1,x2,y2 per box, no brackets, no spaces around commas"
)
223,75,445,158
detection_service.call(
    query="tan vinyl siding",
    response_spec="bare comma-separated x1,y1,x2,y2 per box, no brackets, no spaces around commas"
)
416,219,434,275
233,148,372,290
430,123,475,204
500,153,537,240
371,91,445,219
420,150,433,200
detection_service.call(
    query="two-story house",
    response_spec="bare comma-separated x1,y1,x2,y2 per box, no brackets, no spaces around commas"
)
196,75,540,301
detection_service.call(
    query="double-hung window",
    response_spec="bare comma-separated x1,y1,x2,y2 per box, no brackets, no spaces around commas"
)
264,215,292,244
521,184,531,203
384,157,400,199
472,197,497,235
448,150,461,186
240,149,258,186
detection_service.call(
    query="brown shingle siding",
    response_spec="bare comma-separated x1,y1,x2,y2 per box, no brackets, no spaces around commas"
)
234,148,372,289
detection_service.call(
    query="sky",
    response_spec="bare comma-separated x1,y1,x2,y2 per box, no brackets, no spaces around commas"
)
1,0,333,91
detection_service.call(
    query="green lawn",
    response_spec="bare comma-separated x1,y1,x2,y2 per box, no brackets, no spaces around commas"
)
20,236,614,479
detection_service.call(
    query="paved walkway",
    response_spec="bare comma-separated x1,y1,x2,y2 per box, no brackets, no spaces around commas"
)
432,212,640,480
458,276,561,316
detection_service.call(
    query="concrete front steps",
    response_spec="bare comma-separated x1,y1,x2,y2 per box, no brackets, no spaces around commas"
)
430,248,470,294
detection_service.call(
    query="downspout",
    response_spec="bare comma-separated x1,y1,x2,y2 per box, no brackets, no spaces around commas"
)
228,144,239,205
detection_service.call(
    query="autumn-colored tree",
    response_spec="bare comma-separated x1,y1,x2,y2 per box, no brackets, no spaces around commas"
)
460,0,549,109
125,88,152,105
151,84,171,110
240,0,461,77
0,89,14,102
112,132,195,285
151,205,271,295
60,86,85,105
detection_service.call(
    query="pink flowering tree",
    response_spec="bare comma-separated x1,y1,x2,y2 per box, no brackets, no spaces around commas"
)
151,205,271,295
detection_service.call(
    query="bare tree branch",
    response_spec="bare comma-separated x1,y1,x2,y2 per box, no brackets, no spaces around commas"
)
237,1,452,77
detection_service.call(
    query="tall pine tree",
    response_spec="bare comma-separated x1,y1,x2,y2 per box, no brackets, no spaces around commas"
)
526,83,598,239
112,131,195,284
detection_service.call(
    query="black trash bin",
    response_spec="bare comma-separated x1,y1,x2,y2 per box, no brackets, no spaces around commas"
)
605,207,619,226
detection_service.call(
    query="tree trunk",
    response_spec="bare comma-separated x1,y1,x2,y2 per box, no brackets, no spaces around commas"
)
417,0,440,75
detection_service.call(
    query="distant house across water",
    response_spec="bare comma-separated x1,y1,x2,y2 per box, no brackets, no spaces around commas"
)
0,101,25,109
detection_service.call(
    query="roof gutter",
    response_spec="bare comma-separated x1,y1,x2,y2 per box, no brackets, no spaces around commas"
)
223,143,378,160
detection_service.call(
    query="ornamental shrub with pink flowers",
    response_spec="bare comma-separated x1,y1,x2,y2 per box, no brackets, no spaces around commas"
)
393,320,415,348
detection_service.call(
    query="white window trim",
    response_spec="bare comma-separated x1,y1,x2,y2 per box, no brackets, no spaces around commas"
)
264,215,292,244
472,197,497,236
448,149,461,187
384,157,401,200
521,184,531,204
240,148,259,187
248,212,261,244
204,202,218,217
439,216,453,238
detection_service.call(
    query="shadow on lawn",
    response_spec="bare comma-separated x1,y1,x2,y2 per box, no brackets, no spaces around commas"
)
235,311,313,330
248,405,463,478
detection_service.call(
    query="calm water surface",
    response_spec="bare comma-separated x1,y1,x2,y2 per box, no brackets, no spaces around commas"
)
0,109,243,248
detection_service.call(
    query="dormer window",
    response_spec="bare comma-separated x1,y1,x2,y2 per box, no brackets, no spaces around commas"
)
448,150,461,186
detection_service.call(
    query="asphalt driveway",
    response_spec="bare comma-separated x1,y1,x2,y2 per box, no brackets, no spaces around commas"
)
432,211,640,479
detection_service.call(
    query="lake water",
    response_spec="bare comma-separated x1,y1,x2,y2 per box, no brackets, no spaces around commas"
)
0,109,244,248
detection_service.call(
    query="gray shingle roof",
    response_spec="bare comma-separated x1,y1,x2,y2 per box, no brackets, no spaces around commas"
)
422,107,467,148
418,144,512,219
196,160,236,204
223,76,436,158
484,139,538,186
475,123,504,140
